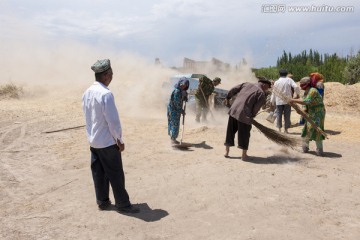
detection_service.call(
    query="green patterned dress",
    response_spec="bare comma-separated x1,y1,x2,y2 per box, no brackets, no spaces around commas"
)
301,87,326,141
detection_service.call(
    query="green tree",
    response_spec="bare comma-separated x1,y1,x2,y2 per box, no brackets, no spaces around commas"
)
253,67,279,80
319,53,347,83
257,49,353,83
344,51,360,84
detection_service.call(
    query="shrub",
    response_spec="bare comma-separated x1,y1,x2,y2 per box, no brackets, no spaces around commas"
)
0,83,23,99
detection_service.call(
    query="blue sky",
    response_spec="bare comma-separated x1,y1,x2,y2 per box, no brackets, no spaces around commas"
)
1,0,359,68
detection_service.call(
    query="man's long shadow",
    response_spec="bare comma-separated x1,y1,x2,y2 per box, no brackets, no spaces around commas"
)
106,203,169,222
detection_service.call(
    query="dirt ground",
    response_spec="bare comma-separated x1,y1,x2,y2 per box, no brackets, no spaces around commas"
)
1,81,360,240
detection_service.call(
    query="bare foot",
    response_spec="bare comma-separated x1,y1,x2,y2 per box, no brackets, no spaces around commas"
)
241,150,248,160
224,146,230,158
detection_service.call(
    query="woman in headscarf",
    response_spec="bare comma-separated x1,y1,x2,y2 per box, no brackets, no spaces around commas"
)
299,72,325,125
167,77,189,144
310,72,325,98
290,77,326,156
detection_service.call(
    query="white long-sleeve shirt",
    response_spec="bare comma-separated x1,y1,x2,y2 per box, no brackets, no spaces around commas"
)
82,81,123,148
270,77,300,105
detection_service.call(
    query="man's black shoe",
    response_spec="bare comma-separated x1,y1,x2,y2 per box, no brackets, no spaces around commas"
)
117,204,140,213
98,200,111,210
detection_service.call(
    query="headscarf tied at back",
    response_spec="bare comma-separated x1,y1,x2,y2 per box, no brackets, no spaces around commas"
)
309,72,324,88
174,77,190,91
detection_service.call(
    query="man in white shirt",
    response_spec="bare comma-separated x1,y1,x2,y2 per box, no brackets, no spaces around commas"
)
270,69,300,133
82,59,139,213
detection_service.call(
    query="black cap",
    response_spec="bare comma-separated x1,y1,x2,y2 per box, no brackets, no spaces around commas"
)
257,76,272,88
213,77,221,83
279,69,288,76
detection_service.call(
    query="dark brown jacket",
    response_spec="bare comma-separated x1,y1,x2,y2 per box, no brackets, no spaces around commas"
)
226,82,266,125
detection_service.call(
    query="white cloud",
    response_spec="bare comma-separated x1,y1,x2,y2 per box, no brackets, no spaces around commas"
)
0,0,359,67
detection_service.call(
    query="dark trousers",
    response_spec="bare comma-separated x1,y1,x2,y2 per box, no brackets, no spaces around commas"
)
224,116,252,150
276,104,291,129
90,144,130,208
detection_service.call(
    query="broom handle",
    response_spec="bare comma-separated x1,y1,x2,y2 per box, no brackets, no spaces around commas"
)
290,102,328,139
200,87,215,120
43,125,85,133
180,101,186,144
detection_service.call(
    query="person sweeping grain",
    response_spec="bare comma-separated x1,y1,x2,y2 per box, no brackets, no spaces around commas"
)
224,77,271,160
167,77,189,144
289,77,326,156
195,76,221,123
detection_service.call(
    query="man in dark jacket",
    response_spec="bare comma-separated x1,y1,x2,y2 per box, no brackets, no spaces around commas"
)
224,77,271,160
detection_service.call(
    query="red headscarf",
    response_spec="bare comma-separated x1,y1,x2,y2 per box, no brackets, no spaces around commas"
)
309,72,324,88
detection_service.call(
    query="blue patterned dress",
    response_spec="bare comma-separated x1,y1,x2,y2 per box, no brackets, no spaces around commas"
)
167,88,184,139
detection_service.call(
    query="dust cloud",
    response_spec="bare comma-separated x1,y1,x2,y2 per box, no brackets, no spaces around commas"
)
0,32,177,118
0,25,258,121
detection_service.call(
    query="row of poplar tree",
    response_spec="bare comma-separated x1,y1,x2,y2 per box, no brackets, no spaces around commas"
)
253,49,360,85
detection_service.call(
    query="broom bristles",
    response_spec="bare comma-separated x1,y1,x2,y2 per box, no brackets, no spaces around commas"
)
252,119,300,148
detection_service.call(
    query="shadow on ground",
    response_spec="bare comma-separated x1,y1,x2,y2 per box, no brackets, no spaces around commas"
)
241,151,342,163
172,141,213,151
307,151,342,158
325,130,342,136
104,203,169,222
242,155,304,164
192,141,213,149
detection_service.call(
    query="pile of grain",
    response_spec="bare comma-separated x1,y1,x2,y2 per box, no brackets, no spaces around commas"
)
324,82,360,112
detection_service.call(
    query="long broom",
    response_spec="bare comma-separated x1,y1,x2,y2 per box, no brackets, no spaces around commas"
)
226,104,299,148
180,101,187,145
200,87,216,121
172,101,193,149
252,119,299,148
